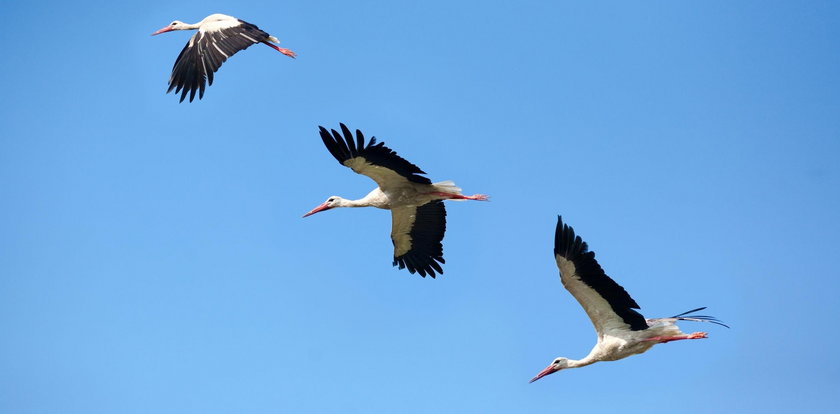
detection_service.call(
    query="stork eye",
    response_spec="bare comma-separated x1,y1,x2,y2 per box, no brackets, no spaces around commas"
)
171,22,177,26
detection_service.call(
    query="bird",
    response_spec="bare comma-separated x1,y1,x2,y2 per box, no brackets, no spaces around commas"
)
303,123,488,278
151,13,296,102
529,216,728,383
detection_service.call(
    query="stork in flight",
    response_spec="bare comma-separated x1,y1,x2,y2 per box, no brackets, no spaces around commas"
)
303,124,488,278
152,13,296,102
529,217,728,383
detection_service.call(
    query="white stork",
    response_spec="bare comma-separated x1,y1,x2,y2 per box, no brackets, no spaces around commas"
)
151,13,296,102
303,124,488,278
529,217,728,383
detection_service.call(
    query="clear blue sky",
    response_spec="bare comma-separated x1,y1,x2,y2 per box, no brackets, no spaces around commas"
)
1,1,839,412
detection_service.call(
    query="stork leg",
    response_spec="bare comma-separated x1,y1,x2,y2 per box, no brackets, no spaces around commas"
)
642,332,708,344
428,192,489,201
262,41,296,58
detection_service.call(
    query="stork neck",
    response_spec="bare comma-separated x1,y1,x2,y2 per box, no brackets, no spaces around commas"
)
569,347,608,368
349,190,386,208
340,198,372,208
567,356,597,369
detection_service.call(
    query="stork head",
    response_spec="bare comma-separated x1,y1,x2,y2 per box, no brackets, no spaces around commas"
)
151,20,189,35
302,196,345,217
529,357,569,383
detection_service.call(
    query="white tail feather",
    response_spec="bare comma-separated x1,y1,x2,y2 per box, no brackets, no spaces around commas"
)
433,180,463,195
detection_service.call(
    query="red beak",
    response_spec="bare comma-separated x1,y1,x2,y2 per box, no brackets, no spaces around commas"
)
529,364,559,383
151,26,174,36
302,203,332,218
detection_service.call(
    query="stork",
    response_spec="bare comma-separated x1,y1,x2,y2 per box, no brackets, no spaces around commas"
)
303,124,488,278
529,216,728,383
151,13,296,102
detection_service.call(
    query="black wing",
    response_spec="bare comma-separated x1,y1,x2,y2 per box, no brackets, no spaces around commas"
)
318,123,432,186
168,20,269,102
391,201,447,278
554,216,648,332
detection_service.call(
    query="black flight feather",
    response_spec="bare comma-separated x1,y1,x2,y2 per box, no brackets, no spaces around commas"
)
554,216,649,331
318,123,432,185
393,201,447,278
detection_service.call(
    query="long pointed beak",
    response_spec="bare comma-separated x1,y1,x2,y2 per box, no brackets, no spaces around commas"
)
529,364,558,383
151,26,174,36
302,203,331,218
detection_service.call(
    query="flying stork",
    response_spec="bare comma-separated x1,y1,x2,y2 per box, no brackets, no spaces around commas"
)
303,124,488,278
529,216,728,383
152,13,296,102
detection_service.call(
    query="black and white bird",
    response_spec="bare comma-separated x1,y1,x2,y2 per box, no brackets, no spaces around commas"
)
303,124,488,278
152,13,296,102
529,217,728,382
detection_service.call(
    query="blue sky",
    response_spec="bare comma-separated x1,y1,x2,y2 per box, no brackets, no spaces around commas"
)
1,0,839,412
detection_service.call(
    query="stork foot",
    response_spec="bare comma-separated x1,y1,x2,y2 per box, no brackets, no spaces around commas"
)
642,332,708,344
263,42,297,58
277,48,297,58
429,192,489,201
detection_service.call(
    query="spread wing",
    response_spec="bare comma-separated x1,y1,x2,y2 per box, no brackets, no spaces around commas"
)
390,201,447,278
553,216,648,334
168,19,269,102
318,124,432,192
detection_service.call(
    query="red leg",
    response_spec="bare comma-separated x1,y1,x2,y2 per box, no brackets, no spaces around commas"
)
428,192,489,201
262,41,297,58
642,332,708,344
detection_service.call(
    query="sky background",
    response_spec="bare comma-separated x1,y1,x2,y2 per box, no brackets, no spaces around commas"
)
1,0,839,412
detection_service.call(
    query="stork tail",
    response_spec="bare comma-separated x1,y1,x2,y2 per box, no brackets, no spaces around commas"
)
669,307,730,328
